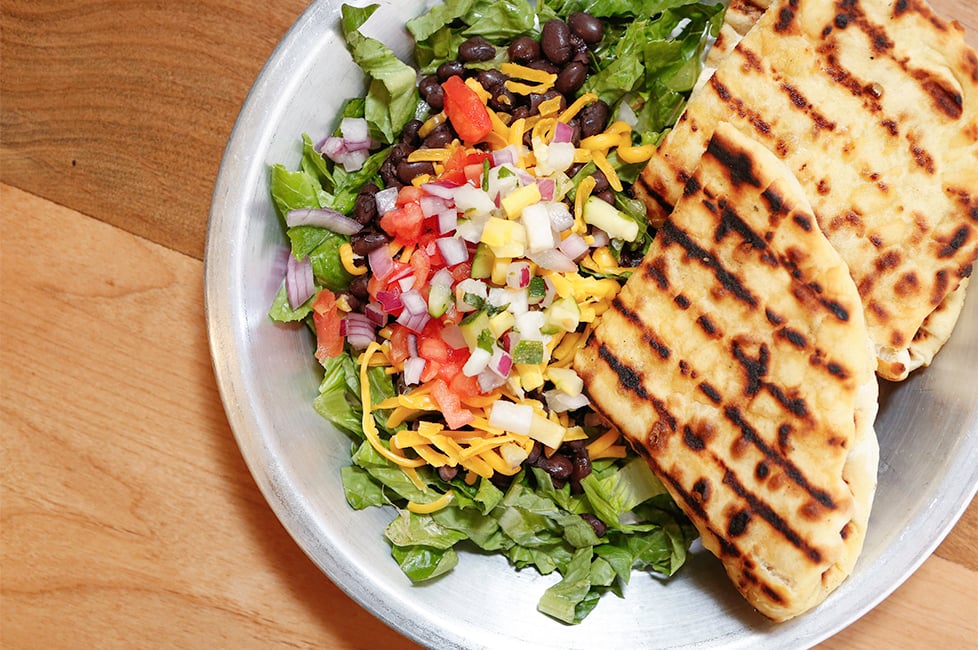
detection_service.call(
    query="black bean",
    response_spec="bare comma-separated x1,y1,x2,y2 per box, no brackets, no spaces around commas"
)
595,190,615,205
458,36,496,62
508,36,541,63
418,75,441,101
591,170,609,193
525,441,543,465
437,59,465,81
511,105,531,122
555,61,587,95
438,466,459,482
476,68,507,92
568,12,604,45
567,117,582,147
536,453,573,481
352,183,379,224
570,454,592,482
422,124,454,149
529,89,565,115
570,34,590,66
618,244,646,268
399,119,423,146
562,439,587,455
348,275,370,300
578,99,610,138
339,291,362,313
350,229,391,256
526,58,560,75
541,20,573,65
396,159,435,185
425,85,445,111
489,88,518,113
379,158,402,188
580,513,607,538
566,162,584,178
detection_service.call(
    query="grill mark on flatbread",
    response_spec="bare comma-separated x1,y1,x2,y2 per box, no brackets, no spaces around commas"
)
722,468,824,563
779,82,837,132
709,75,774,139
660,220,759,308
938,225,970,258
723,406,837,510
595,342,649,400
642,257,671,290
716,199,770,251
612,296,672,360
699,381,723,404
777,327,808,348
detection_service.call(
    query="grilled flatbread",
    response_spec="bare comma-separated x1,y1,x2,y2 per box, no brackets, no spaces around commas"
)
576,122,879,621
635,0,978,380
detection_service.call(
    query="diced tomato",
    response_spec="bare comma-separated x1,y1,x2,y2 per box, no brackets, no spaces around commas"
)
388,324,412,365
441,76,492,144
449,371,481,399
396,185,424,206
312,289,343,361
419,360,440,383
409,246,431,291
419,335,451,363
450,261,473,284
380,201,425,243
464,163,485,187
430,378,475,429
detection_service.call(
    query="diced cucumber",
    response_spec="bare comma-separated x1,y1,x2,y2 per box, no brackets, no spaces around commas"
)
460,310,491,350
512,339,544,365
471,242,494,279
427,283,453,317
583,195,639,242
542,296,580,334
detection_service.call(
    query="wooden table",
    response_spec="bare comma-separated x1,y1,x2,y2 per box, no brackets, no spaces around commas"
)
2,1,976,647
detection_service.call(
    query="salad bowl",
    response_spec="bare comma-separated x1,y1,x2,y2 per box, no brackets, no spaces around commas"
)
206,0,978,647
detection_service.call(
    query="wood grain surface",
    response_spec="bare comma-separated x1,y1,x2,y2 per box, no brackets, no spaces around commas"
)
2,0,977,648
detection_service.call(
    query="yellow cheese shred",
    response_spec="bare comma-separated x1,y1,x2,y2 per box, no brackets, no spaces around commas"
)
500,62,558,85
558,92,598,123
359,343,426,469
338,243,367,276
407,491,454,514
573,175,597,233
590,149,622,192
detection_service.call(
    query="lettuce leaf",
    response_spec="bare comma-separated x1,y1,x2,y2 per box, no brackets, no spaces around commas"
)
341,4,420,143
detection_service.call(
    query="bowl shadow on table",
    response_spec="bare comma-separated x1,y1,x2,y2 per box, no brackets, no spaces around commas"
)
210,361,422,649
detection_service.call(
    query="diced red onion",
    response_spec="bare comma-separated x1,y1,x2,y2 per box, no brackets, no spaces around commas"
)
589,228,610,248
403,356,426,386
506,261,532,289
552,120,574,144
437,209,458,234
543,389,590,413
286,208,363,235
421,195,453,218
488,348,513,377
421,181,459,200
527,248,578,273
516,170,535,186
491,145,519,167
319,136,345,157
400,290,428,316
398,276,415,292
342,312,377,350
537,178,556,201
541,278,557,308
367,245,395,281
396,309,430,333
430,268,453,288
340,117,369,143
499,331,517,353
364,302,387,327
375,290,403,313
478,368,508,392
407,333,419,358
285,254,315,309
558,233,589,260
374,187,399,216
436,237,469,267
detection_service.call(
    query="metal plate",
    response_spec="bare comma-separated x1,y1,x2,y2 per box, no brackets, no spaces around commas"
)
205,1,978,647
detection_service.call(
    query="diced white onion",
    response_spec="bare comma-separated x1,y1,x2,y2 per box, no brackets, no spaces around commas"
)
543,390,590,413
463,347,492,377
558,233,589,260
527,248,577,273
